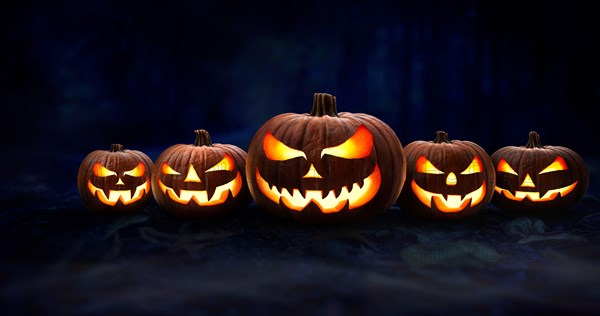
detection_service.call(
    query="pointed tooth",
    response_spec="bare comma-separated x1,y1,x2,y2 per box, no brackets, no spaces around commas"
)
292,188,304,200
206,186,217,202
271,185,280,195
324,189,336,200
357,178,364,189
338,186,350,200
332,187,343,198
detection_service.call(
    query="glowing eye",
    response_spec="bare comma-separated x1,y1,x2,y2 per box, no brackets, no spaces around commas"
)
162,163,181,175
460,156,482,175
263,132,306,161
321,125,373,159
539,156,567,174
93,163,117,177
497,159,518,175
123,162,145,177
416,156,444,174
206,154,235,173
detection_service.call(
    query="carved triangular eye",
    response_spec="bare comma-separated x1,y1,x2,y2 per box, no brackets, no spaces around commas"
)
460,156,482,175
263,132,306,161
206,154,235,173
497,159,518,175
93,163,117,177
416,156,444,174
123,162,145,177
161,163,181,175
539,156,567,174
321,125,373,159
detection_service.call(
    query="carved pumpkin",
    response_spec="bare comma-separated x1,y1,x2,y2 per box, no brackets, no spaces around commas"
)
152,129,251,218
77,144,153,213
491,131,589,212
246,93,406,223
398,131,496,219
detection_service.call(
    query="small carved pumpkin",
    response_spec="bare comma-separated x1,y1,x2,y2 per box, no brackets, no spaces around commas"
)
246,93,406,223
398,131,496,219
491,131,589,212
152,129,251,218
77,144,153,213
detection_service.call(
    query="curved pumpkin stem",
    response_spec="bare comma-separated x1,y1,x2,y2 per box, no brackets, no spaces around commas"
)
194,129,213,147
433,131,451,144
525,131,543,148
110,144,124,152
310,93,339,117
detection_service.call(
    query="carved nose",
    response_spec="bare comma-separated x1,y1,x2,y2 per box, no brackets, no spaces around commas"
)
184,165,202,183
116,178,125,185
446,172,457,186
303,164,323,179
521,173,535,188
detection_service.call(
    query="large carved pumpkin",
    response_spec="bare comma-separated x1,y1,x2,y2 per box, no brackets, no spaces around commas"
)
491,131,589,212
246,93,406,223
398,131,496,219
78,144,153,213
152,129,251,218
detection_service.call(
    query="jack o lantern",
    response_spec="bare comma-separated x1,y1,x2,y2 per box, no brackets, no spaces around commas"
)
152,129,251,218
397,131,496,219
491,131,589,212
246,93,406,223
77,144,153,213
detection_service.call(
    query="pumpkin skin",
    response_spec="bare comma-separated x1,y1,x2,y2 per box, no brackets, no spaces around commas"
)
491,131,589,212
152,129,251,218
398,131,496,219
246,93,406,224
78,144,153,213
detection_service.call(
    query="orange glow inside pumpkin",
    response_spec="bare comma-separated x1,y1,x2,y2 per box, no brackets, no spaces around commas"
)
88,162,149,206
495,155,577,202
411,180,486,212
263,125,374,162
320,125,373,159
412,155,485,212
256,165,381,213
158,155,242,205
257,125,380,213
263,132,306,161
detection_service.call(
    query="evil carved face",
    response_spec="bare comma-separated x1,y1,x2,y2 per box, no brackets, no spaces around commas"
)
87,161,151,206
494,155,578,203
255,125,381,213
411,155,487,213
490,131,589,212
157,153,243,206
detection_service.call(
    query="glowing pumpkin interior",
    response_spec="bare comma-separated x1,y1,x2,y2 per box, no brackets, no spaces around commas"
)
157,153,242,206
494,156,578,202
87,162,150,206
411,155,487,213
256,125,381,213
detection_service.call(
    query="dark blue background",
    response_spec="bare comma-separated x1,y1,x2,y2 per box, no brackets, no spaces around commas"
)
3,0,599,160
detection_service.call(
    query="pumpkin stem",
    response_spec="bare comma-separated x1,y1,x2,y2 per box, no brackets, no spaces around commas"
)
110,144,124,152
525,131,543,148
310,93,339,117
433,131,451,144
194,129,213,147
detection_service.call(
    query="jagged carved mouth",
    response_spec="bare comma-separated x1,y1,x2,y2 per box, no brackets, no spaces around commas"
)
88,180,150,206
255,165,381,213
158,172,242,206
411,180,486,213
494,181,577,202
